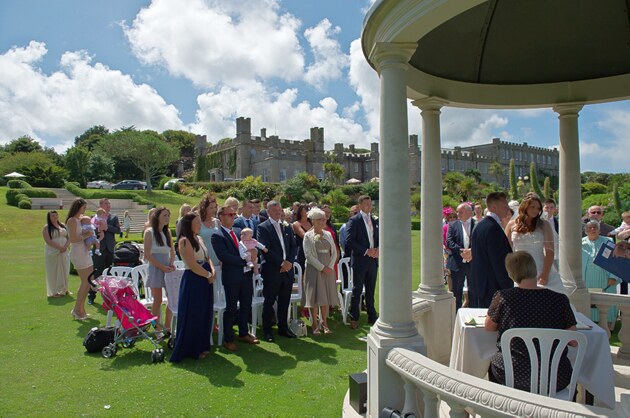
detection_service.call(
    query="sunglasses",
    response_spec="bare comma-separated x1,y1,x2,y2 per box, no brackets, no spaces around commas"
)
590,211,602,214
222,213,236,217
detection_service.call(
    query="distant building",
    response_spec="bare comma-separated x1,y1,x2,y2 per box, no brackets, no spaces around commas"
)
195,117,559,186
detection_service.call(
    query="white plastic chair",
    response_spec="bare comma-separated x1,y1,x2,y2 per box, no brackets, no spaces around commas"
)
288,263,303,321
173,260,185,269
338,257,359,325
250,274,265,337
211,270,226,346
501,328,588,400
130,264,151,307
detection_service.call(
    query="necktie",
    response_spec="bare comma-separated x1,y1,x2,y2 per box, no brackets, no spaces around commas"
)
274,221,286,258
229,230,238,248
246,219,252,229
364,215,374,248
463,220,470,248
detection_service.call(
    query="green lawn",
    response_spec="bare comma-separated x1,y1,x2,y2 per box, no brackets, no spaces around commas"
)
0,188,421,416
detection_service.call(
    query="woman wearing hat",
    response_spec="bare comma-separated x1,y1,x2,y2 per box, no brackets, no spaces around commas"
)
302,207,339,334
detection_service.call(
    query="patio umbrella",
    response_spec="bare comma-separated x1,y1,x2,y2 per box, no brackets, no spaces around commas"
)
4,172,26,178
346,178,361,184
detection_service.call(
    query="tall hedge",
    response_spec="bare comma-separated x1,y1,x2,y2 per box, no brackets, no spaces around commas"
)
6,188,56,206
7,179,31,189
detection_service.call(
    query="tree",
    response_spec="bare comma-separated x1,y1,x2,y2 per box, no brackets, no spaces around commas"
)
87,153,115,181
74,125,109,151
458,177,478,201
323,162,345,184
529,162,543,197
104,130,179,193
543,177,551,199
5,135,43,154
488,161,505,185
509,159,518,200
162,130,196,159
443,172,466,198
64,146,91,187
464,168,482,184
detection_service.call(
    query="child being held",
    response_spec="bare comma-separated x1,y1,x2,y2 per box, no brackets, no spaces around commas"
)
238,228,267,278
81,215,104,256
610,211,630,237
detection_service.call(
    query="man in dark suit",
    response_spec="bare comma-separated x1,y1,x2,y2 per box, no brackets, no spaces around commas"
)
445,203,476,311
470,192,513,308
89,198,121,304
543,198,559,233
345,195,379,329
233,199,259,237
212,205,259,351
257,200,298,342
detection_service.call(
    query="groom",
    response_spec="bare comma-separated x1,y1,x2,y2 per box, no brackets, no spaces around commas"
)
470,192,513,308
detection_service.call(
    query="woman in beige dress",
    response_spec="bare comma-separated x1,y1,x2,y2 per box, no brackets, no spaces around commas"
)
42,210,70,297
303,207,338,334
66,198,95,320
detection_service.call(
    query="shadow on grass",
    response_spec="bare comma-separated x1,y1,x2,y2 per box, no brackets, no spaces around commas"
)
228,343,298,376
170,352,245,388
47,295,74,306
276,336,338,365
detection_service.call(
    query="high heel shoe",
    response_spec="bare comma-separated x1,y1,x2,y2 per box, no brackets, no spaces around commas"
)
70,309,89,321
321,324,331,334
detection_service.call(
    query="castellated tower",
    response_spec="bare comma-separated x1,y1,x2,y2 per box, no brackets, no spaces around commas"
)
235,117,252,178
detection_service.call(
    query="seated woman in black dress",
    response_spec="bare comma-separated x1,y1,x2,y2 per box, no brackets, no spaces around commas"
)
170,213,216,362
484,251,577,392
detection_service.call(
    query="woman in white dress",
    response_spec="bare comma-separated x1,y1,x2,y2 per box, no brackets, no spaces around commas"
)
505,193,567,295
42,210,70,297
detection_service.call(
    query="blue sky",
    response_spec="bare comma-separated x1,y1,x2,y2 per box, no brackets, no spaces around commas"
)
1,0,628,173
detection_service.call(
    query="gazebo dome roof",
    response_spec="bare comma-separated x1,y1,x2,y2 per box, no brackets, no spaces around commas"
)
362,0,630,108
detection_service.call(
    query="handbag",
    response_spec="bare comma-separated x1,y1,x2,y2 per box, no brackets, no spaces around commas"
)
288,319,308,337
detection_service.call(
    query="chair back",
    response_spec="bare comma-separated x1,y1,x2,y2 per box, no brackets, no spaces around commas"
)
130,264,150,301
337,257,352,292
293,262,303,298
213,270,226,304
173,260,185,269
104,266,133,278
501,328,587,398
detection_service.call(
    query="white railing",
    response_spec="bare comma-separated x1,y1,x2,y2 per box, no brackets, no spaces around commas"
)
385,348,618,417
590,292,630,358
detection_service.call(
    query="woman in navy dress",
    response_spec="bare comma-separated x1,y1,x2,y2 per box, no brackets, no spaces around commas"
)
170,213,216,362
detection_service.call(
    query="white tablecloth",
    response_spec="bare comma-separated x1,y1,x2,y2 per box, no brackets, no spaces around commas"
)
449,308,615,408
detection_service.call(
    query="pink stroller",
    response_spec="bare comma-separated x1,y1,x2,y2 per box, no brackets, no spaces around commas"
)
92,274,166,362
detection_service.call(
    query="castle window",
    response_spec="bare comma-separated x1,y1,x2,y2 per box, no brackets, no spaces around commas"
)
354,163,359,173
365,164,370,173
279,169,286,182
263,169,269,182
448,159,454,171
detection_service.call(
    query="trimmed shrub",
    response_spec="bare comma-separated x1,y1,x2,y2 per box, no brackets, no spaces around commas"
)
361,182,379,200
331,205,350,222
158,176,175,190
6,188,56,206
7,179,31,189
17,199,32,209
411,219,421,230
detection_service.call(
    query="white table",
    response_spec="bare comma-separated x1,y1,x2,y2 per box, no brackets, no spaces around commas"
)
450,308,615,408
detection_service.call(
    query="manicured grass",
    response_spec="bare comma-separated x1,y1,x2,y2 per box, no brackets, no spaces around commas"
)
0,189,422,416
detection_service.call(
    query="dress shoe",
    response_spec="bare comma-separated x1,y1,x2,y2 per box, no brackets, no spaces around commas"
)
238,334,260,345
264,331,275,342
223,341,239,352
279,329,297,338
87,298,95,305
350,320,359,329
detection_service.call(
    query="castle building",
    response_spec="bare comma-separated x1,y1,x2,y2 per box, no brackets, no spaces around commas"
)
195,117,559,185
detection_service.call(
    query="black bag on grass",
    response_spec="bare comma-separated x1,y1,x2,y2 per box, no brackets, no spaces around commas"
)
113,242,141,267
83,327,115,353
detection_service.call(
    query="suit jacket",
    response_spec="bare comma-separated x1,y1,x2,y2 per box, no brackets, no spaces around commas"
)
471,216,513,301
257,218,297,281
345,212,379,270
549,216,559,233
233,216,259,237
445,218,475,272
102,213,121,253
211,228,246,283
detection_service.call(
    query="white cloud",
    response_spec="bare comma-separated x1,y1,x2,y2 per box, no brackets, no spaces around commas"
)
0,41,184,150
123,0,305,88
348,38,380,139
189,81,371,148
580,107,630,172
303,19,349,89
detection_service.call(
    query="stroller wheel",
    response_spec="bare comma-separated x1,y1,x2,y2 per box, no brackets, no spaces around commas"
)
151,348,165,363
102,343,116,359
167,337,175,350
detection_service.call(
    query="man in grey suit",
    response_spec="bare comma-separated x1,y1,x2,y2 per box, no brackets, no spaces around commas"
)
88,198,121,304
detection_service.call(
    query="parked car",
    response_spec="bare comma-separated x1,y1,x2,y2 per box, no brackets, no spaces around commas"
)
112,180,146,190
163,178,186,189
86,180,114,189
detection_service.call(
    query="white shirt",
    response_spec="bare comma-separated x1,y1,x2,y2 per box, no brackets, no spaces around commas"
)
361,210,374,248
269,217,286,259
461,219,471,249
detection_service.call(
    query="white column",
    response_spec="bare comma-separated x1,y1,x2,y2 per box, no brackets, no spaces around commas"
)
414,98,449,295
410,98,455,364
366,42,425,418
553,103,589,314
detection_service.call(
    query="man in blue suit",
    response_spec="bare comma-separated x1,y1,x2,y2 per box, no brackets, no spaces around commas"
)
446,203,476,311
211,205,259,351
345,195,379,329
257,200,298,342
470,192,513,308
233,199,259,237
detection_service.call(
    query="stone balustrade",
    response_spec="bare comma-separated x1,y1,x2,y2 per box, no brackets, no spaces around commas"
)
590,291,630,359
385,348,618,417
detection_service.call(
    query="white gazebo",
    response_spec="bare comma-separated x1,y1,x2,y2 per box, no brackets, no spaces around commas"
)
356,0,630,416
